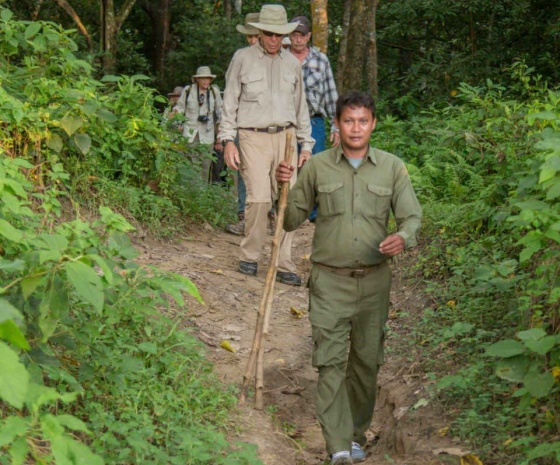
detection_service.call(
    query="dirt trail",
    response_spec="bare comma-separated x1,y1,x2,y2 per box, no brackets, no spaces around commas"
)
135,222,466,465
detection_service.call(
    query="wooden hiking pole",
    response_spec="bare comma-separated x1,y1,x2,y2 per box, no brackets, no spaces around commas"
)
239,131,294,409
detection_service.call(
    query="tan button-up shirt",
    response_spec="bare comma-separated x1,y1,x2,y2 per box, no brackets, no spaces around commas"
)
284,146,422,267
219,43,314,152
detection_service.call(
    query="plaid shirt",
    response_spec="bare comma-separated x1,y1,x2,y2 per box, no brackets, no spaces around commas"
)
301,47,338,130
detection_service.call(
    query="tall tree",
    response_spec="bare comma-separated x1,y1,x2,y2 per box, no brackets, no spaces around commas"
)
311,0,329,53
100,0,138,75
338,0,378,96
143,0,171,84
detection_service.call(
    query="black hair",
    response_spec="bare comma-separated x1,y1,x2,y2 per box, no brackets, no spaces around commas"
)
335,91,376,120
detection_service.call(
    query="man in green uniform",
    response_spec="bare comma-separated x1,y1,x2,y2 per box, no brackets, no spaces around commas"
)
275,91,422,465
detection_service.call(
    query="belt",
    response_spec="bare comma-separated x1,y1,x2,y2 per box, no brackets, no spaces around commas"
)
240,124,293,134
314,262,385,278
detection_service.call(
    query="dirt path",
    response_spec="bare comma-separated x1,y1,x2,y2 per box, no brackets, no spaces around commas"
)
135,222,466,465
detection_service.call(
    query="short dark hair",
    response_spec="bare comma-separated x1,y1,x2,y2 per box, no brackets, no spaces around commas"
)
335,91,376,120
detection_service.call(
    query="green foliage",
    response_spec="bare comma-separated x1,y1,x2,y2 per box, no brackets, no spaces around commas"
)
0,8,237,236
379,72,560,464
0,155,262,464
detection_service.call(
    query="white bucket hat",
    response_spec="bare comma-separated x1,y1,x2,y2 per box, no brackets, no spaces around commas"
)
248,5,298,35
191,66,216,83
236,13,260,35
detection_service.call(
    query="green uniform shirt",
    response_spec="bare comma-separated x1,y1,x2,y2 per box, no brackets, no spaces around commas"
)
284,146,422,268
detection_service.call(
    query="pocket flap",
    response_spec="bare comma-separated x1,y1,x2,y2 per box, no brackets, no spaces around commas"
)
367,184,392,196
318,182,344,194
241,71,265,84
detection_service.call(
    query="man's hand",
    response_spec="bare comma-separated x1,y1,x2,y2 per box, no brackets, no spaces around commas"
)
224,142,240,170
214,140,222,152
298,150,312,168
275,161,295,183
330,131,340,148
379,234,405,257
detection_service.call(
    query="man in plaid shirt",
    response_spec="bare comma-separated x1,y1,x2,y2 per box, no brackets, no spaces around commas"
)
288,15,340,221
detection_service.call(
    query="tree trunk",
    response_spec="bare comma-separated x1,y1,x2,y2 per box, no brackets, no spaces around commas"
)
54,0,94,53
223,0,232,19
143,0,171,85
364,0,378,96
336,0,351,91
339,0,378,96
101,0,139,75
311,0,329,54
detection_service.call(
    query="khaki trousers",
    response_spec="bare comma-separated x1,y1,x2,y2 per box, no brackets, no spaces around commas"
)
238,128,298,273
308,262,391,454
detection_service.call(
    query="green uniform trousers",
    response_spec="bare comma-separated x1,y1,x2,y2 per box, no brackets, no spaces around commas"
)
308,261,391,455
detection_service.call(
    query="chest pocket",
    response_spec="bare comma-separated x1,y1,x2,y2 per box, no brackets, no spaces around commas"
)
317,182,344,217
281,70,297,93
366,184,392,219
241,70,267,98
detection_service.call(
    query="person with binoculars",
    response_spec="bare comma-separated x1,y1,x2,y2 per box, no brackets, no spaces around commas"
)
172,66,223,182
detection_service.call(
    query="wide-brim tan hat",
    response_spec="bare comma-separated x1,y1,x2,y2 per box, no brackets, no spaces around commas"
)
191,66,216,83
248,5,298,35
236,12,260,35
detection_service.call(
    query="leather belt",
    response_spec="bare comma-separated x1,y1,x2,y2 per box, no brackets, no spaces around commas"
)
314,262,384,278
240,124,292,134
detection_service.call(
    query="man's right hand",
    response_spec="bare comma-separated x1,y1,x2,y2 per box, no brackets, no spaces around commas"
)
275,161,295,183
224,142,240,170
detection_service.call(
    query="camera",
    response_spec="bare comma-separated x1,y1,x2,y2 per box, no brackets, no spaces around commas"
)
197,115,210,123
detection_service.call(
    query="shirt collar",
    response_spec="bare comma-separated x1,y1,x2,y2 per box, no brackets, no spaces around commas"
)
334,146,378,165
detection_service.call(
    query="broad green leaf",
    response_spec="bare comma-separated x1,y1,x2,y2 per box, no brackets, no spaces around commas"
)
25,382,76,412
59,115,83,136
0,258,25,272
96,109,118,123
21,275,44,300
0,341,29,409
0,320,30,350
523,370,554,398
39,276,68,342
108,232,138,259
0,416,30,448
65,261,104,313
0,298,24,326
173,273,203,304
86,254,113,284
485,339,525,358
517,328,547,341
56,414,90,434
519,241,542,263
74,133,91,155
0,218,24,243
525,336,556,355
24,22,41,39
495,356,530,382
37,234,68,253
1,9,13,21
9,436,28,465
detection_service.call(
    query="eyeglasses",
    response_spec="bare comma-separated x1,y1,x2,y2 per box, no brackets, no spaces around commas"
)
262,31,284,38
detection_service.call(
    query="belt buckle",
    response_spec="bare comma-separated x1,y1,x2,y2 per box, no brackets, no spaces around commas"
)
267,126,278,134
350,269,365,278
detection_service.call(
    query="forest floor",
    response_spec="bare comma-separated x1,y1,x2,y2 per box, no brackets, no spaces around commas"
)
135,221,472,465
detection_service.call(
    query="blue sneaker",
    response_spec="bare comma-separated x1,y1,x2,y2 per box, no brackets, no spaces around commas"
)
351,442,366,462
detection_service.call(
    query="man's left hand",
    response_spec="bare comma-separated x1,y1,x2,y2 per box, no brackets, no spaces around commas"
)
298,150,311,168
379,234,405,257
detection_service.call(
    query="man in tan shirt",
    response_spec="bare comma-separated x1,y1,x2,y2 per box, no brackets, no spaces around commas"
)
219,4,314,286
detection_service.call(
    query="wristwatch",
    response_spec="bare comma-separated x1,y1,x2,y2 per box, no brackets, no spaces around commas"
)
221,139,234,148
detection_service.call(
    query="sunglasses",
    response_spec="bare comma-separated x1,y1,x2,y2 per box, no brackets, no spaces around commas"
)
262,31,284,38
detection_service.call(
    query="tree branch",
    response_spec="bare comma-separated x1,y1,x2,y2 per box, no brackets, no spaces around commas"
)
54,0,94,53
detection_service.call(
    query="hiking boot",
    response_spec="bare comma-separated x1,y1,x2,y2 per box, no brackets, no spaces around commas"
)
351,443,366,463
238,261,258,276
225,219,245,236
276,271,302,286
225,212,245,236
330,451,352,465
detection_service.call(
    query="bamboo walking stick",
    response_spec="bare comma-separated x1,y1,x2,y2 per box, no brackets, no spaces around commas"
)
239,131,294,408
